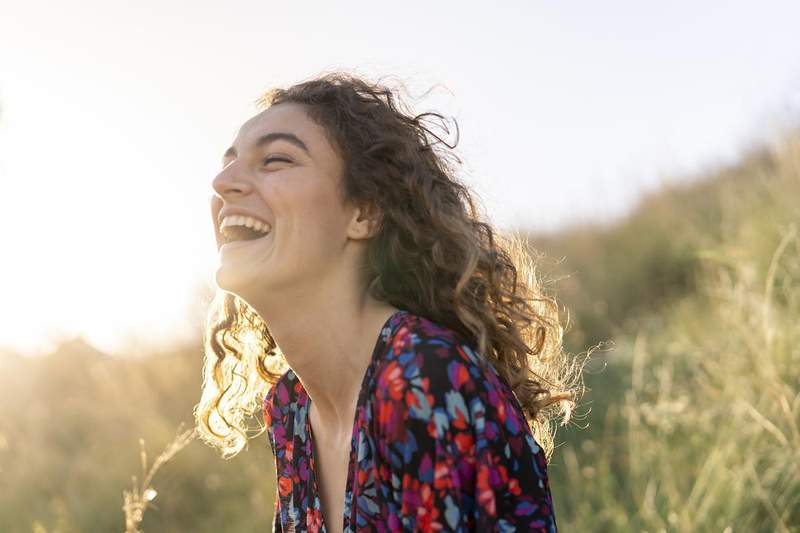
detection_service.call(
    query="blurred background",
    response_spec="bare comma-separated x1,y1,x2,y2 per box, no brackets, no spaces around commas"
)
1,1,799,531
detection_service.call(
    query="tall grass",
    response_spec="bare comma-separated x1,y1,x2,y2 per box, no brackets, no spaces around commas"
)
547,133,800,531
0,344,275,532
122,427,198,533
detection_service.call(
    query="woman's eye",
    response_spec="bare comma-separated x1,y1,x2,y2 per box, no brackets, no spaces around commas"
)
262,156,291,166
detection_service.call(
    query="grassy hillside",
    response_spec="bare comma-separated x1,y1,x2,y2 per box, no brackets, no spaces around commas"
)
0,341,275,532
0,133,797,532
536,133,800,531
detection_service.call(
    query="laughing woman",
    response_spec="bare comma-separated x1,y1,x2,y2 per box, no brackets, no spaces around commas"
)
195,72,584,533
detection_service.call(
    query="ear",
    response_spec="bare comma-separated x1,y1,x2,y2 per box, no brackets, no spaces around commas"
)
347,203,383,240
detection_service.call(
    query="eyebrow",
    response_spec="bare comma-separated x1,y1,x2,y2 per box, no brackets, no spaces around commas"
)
223,132,311,161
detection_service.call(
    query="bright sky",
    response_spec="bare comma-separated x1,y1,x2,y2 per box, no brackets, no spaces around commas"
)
1,0,799,356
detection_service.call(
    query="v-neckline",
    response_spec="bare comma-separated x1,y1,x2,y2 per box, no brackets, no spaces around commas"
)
297,309,407,533
306,407,349,533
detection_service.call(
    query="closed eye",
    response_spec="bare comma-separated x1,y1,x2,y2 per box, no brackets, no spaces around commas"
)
263,156,292,165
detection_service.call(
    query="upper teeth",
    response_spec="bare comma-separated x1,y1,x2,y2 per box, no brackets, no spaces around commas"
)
220,215,272,234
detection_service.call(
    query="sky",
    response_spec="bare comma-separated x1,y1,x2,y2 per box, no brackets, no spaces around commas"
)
1,0,799,356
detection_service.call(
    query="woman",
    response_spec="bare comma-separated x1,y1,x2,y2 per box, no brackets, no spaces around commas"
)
195,72,583,532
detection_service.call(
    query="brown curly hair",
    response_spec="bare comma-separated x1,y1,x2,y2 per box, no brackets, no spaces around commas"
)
194,71,586,460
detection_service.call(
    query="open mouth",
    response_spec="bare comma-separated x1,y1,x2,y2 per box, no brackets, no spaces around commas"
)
221,225,270,244
219,215,272,245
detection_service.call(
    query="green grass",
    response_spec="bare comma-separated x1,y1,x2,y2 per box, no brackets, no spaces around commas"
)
541,133,800,531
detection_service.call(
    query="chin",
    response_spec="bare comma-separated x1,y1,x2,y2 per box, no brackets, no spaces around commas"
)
214,266,252,297
215,267,276,311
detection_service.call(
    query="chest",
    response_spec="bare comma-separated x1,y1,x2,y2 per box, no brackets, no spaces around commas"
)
311,434,351,533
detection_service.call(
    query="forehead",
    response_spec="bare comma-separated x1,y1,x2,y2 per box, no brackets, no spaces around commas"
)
233,102,337,157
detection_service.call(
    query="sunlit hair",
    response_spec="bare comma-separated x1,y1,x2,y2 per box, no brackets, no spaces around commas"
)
195,71,586,460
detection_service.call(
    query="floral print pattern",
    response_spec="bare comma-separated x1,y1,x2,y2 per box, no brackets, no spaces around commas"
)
263,309,557,532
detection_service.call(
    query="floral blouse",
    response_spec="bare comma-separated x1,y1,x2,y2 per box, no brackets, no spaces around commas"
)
263,309,557,532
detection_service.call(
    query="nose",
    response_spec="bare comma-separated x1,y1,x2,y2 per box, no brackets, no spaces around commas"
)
210,161,253,251
212,161,254,199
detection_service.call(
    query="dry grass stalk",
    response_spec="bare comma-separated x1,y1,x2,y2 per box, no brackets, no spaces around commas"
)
121,424,198,533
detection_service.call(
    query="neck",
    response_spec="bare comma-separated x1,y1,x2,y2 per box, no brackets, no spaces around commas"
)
246,275,399,442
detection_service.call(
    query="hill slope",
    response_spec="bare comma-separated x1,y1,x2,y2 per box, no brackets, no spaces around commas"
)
533,132,800,531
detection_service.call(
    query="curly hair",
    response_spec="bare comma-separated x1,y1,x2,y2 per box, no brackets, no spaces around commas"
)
194,71,586,460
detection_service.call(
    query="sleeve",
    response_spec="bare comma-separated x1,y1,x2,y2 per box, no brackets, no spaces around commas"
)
373,340,557,532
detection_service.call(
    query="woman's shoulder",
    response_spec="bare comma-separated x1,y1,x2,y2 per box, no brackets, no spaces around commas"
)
372,310,543,463
374,310,517,419
383,310,483,363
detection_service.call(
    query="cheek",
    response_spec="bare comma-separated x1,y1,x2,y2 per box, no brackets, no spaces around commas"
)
262,176,332,212
263,176,350,241
296,206,349,249
294,184,349,228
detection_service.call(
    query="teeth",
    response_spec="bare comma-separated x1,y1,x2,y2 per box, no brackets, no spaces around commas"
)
220,215,272,235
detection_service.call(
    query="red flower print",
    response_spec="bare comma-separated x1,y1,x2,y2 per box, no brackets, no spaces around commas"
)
306,507,323,531
383,360,406,401
454,431,474,454
476,465,497,517
278,475,292,497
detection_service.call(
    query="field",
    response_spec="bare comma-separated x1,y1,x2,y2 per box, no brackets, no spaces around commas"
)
1,133,798,532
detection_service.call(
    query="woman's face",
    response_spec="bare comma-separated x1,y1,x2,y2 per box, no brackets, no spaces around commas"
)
211,102,363,302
